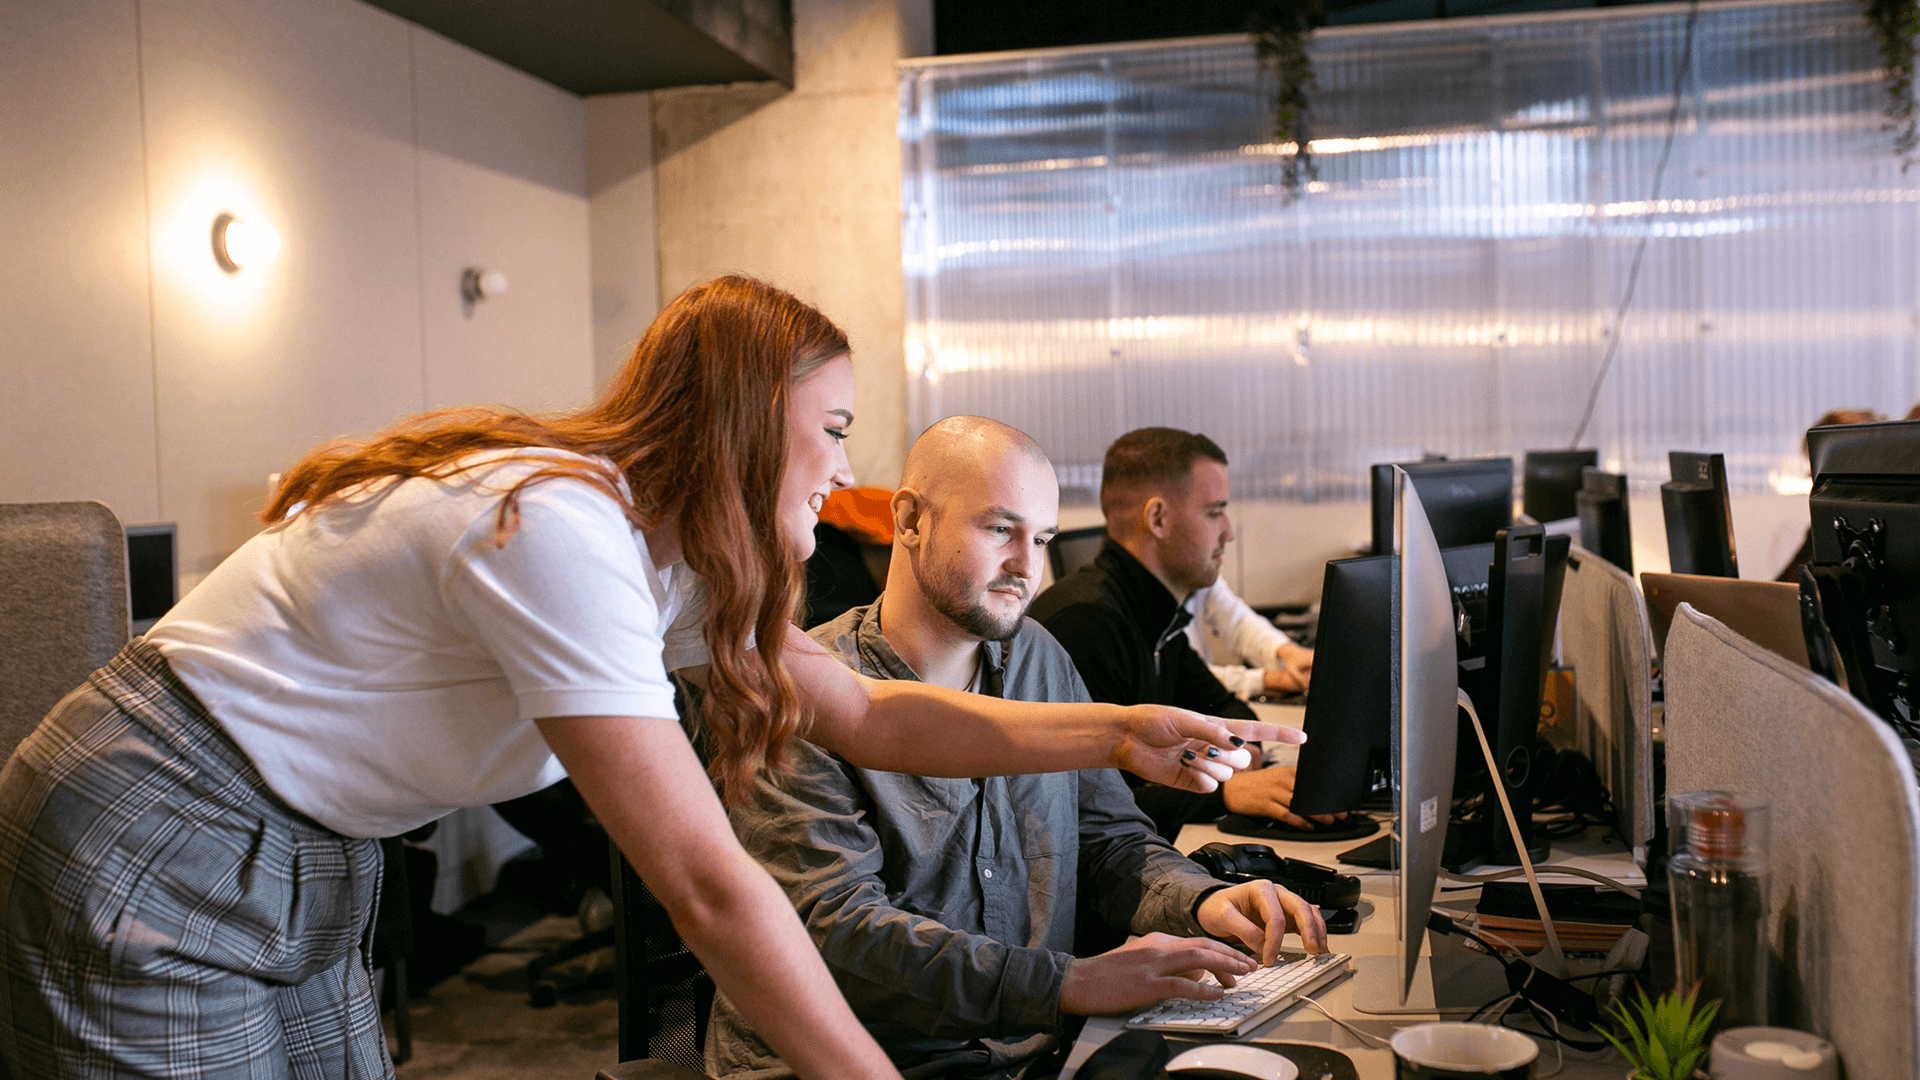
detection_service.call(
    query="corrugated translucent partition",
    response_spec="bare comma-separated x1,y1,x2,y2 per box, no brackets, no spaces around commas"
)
900,0,1920,501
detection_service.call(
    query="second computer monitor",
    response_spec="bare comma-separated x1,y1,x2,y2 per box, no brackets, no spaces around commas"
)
1521,449,1598,524
1577,467,1634,574
1662,451,1738,578
1287,555,1395,818
1372,457,1514,555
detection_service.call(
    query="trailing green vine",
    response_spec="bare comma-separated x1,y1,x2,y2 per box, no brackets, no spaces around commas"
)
1865,0,1920,166
1248,0,1325,199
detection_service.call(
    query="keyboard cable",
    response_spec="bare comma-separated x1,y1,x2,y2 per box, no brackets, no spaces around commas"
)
1292,994,1392,1049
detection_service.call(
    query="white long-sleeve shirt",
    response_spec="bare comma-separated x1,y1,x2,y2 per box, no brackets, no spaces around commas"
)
1182,577,1297,700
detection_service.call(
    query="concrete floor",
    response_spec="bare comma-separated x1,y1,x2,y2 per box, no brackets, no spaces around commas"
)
387,914,621,1079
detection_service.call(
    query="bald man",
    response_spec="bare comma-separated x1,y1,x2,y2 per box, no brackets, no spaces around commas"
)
706,417,1324,1080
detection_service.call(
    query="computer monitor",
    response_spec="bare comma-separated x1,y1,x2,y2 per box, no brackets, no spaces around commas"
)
1522,450,1598,524
1287,555,1395,819
1576,467,1634,574
1296,527,1566,854
1390,467,1465,1004
1661,451,1738,578
1371,457,1514,555
1307,478,1537,1009
125,523,177,636
1462,526,1570,870
1800,419,1920,737
1433,530,1570,871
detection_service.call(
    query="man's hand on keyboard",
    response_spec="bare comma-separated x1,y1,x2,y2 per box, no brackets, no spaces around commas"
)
1058,933,1257,1017
1196,879,1329,964
1220,765,1346,831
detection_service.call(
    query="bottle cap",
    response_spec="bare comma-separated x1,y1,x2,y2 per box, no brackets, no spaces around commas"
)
1670,791,1769,868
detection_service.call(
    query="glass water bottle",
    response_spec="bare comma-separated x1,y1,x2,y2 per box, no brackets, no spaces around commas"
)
1667,791,1769,1029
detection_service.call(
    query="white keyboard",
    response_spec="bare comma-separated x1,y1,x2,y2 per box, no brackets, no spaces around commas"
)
1125,952,1351,1036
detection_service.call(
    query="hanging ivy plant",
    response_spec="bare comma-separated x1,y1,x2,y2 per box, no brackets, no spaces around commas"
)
1865,0,1920,166
1249,0,1326,199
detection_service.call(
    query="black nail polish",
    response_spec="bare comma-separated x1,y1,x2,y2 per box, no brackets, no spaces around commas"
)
1229,736,1246,747
1182,750,1197,762
1206,747,1221,759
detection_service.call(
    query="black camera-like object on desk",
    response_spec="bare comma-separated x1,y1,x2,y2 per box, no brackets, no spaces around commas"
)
1188,842,1362,909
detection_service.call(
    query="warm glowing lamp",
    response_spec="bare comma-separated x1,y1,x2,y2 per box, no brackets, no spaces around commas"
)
213,212,281,272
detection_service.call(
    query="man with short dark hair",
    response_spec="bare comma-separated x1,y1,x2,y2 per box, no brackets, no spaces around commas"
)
705,417,1325,1080
1030,427,1326,839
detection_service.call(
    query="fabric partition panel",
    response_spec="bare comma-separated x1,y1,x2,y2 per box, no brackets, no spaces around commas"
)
1664,602,1920,1079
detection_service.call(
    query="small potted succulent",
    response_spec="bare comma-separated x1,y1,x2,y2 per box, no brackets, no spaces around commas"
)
1601,984,1720,1080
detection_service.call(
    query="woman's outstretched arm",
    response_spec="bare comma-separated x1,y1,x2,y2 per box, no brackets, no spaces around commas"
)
779,626,1300,788
538,713,902,1080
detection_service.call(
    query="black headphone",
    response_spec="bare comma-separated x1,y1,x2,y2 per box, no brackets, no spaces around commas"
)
1187,843,1362,908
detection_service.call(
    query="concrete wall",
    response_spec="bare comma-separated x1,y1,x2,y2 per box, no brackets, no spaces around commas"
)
0,0,594,592
651,0,930,491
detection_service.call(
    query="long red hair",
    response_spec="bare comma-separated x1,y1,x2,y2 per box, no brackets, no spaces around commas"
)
265,275,848,800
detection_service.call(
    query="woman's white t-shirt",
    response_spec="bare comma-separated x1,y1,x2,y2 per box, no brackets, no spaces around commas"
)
146,450,706,839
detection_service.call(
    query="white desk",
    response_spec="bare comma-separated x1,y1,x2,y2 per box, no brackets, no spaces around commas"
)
1059,710,1643,1079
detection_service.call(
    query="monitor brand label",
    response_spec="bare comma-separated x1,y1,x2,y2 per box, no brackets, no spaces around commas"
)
1420,796,1440,834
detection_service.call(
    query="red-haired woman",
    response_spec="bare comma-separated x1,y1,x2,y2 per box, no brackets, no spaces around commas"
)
0,276,1287,1080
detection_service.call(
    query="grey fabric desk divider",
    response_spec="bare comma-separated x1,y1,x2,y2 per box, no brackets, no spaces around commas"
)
1556,543,1656,857
0,502,129,756
1665,602,1920,1080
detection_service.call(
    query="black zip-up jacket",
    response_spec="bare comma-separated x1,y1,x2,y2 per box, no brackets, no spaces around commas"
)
1029,536,1256,839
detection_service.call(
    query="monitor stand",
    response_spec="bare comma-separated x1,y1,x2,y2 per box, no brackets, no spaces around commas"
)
1349,952,1510,1015
1334,824,1548,872
1444,816,1550,875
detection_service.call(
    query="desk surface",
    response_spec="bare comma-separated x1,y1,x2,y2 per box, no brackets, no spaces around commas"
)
1060,702,1639,1079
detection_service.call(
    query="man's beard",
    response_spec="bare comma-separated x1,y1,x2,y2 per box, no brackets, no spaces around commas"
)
1169,548,1224,598
919,559,1028,642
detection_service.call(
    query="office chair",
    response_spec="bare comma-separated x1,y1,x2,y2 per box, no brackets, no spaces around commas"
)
370,836,416,1064
596,841,716,1080
803,521,880,629
596,672,718,1080
0,502,129,756
1047,525,1106,583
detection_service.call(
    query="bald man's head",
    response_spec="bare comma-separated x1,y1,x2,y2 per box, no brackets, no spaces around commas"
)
901,416,1050,508
889,417,1059,641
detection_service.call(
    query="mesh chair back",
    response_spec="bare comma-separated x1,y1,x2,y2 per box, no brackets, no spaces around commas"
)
0,502,128,754
1047,525,1106,583
611,842,713,1069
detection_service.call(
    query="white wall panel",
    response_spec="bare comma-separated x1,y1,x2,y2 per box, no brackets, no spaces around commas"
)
412,27,593,414
139,0,425,573
0,0,159,521
0,0,605,595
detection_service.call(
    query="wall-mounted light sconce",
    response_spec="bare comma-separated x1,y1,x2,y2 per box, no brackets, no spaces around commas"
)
461,268,509,304
212,212,280,272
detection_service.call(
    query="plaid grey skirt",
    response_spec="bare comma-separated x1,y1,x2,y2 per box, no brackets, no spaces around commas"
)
0,639,389,1080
